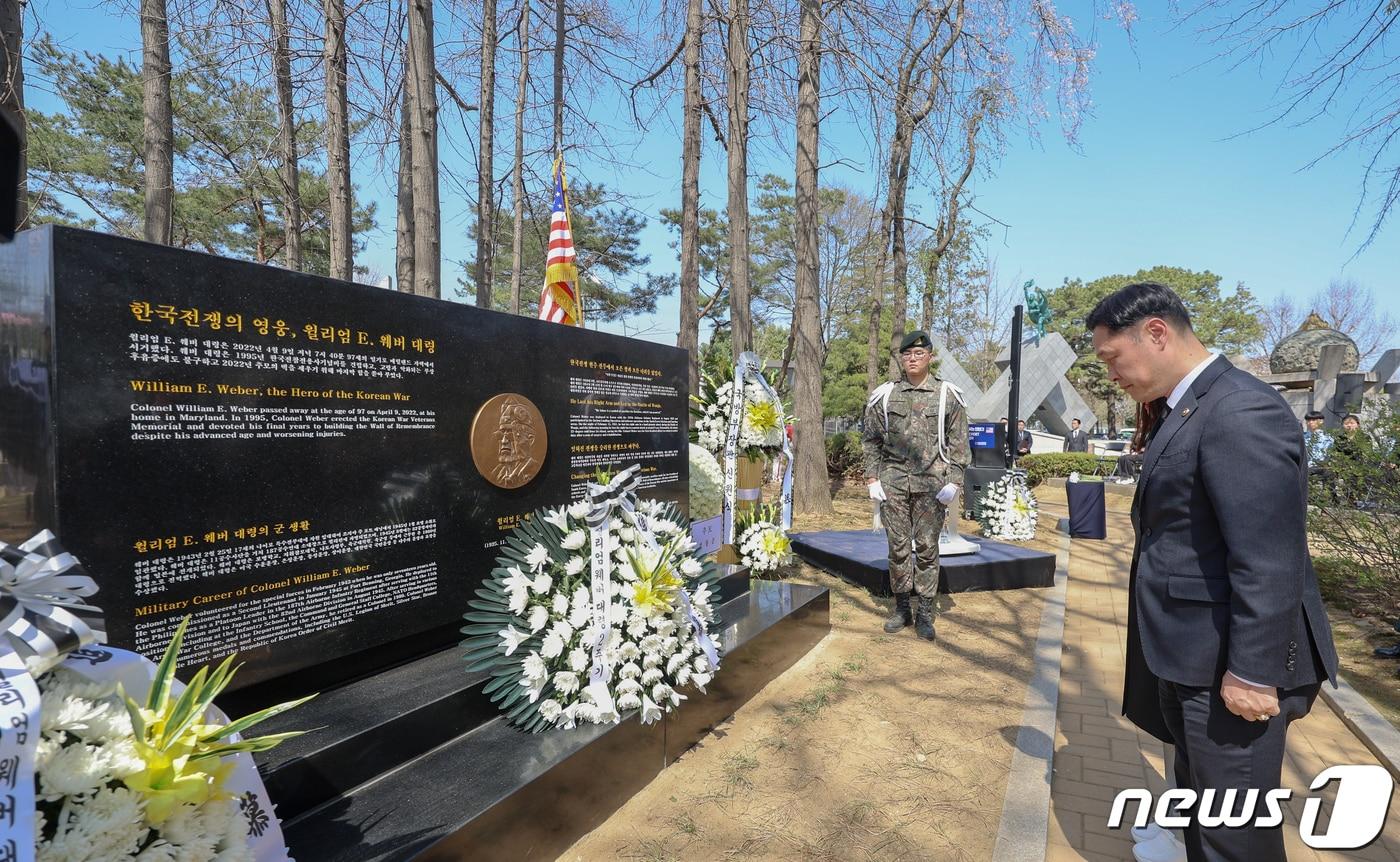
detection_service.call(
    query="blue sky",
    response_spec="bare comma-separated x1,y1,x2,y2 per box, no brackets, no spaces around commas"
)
27,2,1398,347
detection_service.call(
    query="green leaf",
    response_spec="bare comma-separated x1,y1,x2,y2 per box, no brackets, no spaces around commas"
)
147,615,191,712
199,693,318,743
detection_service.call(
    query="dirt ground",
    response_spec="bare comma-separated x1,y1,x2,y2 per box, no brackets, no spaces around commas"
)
557,481,1064,862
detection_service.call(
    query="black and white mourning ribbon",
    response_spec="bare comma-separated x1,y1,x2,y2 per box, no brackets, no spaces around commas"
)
0,530,100,670
582,465,644,713
742,357,794,531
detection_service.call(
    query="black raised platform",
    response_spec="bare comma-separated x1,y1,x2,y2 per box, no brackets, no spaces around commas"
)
791,529,1055,596
254,575,828,861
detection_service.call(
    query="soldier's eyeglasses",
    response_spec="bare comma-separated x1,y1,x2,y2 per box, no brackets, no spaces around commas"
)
901,350,930,358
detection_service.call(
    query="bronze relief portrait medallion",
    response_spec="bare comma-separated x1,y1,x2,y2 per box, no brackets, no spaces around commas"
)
471,393,548,489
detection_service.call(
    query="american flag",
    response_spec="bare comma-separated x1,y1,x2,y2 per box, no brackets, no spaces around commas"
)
538,159,582,325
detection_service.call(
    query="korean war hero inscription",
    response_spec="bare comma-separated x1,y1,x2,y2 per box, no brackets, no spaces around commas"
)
0,226,688,696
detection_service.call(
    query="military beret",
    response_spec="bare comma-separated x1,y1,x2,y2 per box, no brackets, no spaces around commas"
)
899,331,932,352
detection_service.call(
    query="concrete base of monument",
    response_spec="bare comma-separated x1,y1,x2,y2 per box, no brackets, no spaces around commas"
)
255,577,829,862
790,528,1056,596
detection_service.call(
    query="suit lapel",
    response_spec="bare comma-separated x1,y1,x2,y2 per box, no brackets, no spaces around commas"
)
1137,356,1233,496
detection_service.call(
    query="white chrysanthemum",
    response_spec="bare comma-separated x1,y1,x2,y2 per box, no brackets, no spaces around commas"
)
660,636,679,656
522,651,547,681
679,557,702,578
568,500,591,520
618,526,637,543
640,667,664,686
625,615,648,639
37,741,119,799
614,678,642,696
616,691,642,711
528,604,550,633
541,631,565,660
36,786,145,862
666,654,688,675
639,634,663,654
507,586,530,616
565,555,586,577
550,619,575,643
693,655,710,673
525,544,551,571
567,648,589,673
642,652,661,669
553,671,580,695
530,572,553,595
552,592,570,616
618,641,640,662
569,589,592,629
618,662,642,680
691,671,712,691
503,565,532,594
561,530,587,551
538,699,563,722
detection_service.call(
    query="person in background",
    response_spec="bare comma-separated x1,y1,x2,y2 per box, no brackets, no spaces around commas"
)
1302,411,1331,470
1064,418,1090,452
1015,419,1033,458
1000,416,1012,465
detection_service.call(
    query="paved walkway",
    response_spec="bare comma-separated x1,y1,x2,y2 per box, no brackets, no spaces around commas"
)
1045,503,1400,862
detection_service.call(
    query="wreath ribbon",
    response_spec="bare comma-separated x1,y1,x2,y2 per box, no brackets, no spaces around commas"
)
582,466,644,713
0,531,102,862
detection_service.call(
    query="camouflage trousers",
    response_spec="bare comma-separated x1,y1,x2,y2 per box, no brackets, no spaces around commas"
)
882,489,945,596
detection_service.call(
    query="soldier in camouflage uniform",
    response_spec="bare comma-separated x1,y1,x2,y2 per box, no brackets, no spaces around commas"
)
862,331,970,640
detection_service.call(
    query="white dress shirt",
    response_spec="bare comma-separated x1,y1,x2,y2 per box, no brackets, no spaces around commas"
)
1166,353,1219,409
1162,352,1268,691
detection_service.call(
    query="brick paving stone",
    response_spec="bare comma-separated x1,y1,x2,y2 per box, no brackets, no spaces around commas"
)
1045,503,1400,862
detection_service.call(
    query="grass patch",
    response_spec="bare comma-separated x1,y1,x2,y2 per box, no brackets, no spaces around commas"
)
720,750,760,789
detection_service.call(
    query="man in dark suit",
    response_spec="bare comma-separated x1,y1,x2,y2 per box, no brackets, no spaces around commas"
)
1014,419,1033,457
1088,282,1337,862
1063,418,1090,452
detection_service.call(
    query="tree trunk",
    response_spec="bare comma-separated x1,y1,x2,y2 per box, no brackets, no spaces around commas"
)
140,0,173,244
475,0,497,307
793,0,830,514
509,0,530,315
553,0,564,153
395,67,415,293
725,0,751,360
677,0,703,393
267,0,302,270
0,0,25,229
325,0,353,280
884,145,912,378
407,0,440,297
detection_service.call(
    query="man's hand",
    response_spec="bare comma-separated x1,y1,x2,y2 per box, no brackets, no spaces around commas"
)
1220,671,1280,722
936,483,958,505
867,479,887,502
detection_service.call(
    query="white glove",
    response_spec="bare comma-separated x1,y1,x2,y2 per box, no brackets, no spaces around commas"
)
868,480,887,502
936,483,958,505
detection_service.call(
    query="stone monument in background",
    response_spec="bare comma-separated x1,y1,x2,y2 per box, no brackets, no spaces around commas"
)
1262,312,1400,425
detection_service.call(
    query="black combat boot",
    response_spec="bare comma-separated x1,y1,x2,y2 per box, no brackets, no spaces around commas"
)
884,592,913,633
914,595,936,641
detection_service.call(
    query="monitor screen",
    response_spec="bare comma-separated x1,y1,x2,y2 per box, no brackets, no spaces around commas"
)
969,422,999,449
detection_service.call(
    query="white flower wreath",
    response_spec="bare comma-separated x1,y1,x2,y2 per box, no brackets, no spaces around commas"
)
736,513,792,575
691,372,788,459
688,444,724,522
977,473,1039,541
463,495,722,732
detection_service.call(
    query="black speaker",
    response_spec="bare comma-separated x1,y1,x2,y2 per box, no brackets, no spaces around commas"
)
963,465,1007,519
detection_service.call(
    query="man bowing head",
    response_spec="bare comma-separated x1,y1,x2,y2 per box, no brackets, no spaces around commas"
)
1089,282,1337,862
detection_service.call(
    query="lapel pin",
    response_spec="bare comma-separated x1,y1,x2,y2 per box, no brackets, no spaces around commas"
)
1181,408,1191,417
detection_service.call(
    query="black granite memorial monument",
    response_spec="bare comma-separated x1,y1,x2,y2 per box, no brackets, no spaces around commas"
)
0,225,689,703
